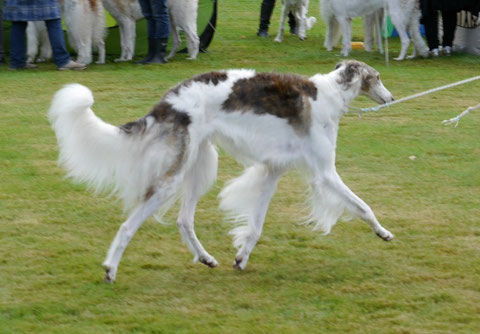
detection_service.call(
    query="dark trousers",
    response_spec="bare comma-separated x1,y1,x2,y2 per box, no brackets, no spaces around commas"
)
0,12,4,61
424,10,458,50
138,0,170,39
258,0,296,32
9,19,70,68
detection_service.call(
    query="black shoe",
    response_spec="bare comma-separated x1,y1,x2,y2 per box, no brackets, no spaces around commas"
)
0,55,5,65
135,38,155,64
145,38,168,64
257,30,269,38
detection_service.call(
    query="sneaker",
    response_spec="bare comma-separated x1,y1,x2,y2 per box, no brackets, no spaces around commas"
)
430,48,439,57
58,60,86,71
257,30,269,38
443,46,452,56
8,63,38,70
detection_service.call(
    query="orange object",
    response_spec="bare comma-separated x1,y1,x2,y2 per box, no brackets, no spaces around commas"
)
351,42,364,50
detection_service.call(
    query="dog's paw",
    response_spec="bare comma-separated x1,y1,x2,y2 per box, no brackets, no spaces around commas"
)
103,266,117,283
376,228,394,242
199,255,218,268
274,37,282,43
233,256,248,270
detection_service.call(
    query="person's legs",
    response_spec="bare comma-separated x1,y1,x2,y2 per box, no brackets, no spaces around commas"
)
441,10,457,54
137,0,169,64
0,13,5,64
258,0,275,37
423,10,440,54
9,21,28,68
45,18,71,67
288,11,297,35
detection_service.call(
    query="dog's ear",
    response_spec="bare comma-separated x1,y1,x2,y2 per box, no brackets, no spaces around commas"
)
344,62,360,81
336,61,361,87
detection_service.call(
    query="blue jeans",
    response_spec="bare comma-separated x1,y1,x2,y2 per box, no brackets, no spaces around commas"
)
10,18,70,68
138,0,170,39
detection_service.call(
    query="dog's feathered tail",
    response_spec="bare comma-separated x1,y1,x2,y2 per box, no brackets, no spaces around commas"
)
48,84,180,212
49,84,128,198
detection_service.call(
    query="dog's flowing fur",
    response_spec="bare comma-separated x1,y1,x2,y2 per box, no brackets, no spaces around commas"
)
321,0,429,60
274,0,316,42
49,60,395,283
27,0,106,65
101,0,200,61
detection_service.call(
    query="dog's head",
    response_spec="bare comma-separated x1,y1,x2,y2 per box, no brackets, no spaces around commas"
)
334,60,394,104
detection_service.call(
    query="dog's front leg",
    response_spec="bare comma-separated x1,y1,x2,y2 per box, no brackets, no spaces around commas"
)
324,172,394,241
338,17,353,57
274,5,288,42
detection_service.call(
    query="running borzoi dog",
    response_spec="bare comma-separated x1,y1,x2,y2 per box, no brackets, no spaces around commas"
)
274,0,316,42
49,60,394,283
321,0,429,60
102,0,199,61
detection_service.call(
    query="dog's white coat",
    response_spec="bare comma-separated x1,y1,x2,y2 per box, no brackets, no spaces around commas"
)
49,61,394,283
101,0,199,61
321,0,429,60
274,0,317,42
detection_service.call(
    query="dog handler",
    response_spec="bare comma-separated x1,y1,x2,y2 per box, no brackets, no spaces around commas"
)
136,0,170,64
2,0,86,70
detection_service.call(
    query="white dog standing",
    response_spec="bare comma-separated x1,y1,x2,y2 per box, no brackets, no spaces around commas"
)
321,0,429,60
102,0,200,61
274,0,316,42
27,0,106,65
49,60,394,283
61,0,106,64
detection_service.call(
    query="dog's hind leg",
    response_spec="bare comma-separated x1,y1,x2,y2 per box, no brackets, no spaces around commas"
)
166,14,180,60
317,172,394,241
219,165,283,270
103,181,180,283
177,142,218,267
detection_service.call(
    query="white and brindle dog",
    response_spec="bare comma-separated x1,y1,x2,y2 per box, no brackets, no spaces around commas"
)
321,0,429,60
49,60,394,283
274,0,316,42
102,0,200,61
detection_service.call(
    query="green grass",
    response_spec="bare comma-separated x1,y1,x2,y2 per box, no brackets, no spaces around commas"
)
1,1,480,333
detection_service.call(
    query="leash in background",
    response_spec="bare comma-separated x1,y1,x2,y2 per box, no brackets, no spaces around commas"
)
442,103,480,127
347,75,480,126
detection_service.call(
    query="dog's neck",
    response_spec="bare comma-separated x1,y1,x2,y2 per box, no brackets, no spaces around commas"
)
310,71,362,120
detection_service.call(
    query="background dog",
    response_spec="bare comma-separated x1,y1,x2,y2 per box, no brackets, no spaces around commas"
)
26,22,52,64
61,0,106,64
49,60,394,283
321,0,429,60
274,0,316,42
27,0,106,65
102,0,200,61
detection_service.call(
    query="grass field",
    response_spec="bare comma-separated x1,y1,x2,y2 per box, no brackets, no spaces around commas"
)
1,1,480,333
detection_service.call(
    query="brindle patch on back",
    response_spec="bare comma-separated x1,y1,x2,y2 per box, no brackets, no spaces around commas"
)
221,72,317,134
88,0,98,11
168,71,228,96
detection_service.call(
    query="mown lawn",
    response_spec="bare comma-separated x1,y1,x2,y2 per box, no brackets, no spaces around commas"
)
1,0,479,333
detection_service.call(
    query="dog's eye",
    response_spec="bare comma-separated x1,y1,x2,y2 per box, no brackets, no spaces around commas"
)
376,75,380,81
